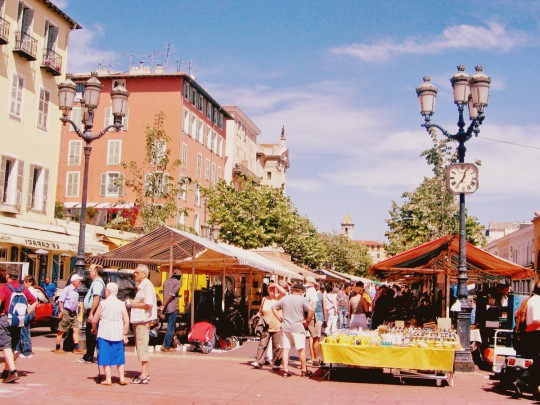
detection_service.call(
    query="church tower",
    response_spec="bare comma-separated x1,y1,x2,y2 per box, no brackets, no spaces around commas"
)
341,213,354,240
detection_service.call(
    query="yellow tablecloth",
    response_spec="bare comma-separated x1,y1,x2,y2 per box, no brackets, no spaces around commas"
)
320,343,456,372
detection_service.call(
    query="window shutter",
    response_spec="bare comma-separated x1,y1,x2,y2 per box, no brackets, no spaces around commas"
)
0,156,6,203
41,168,49,214
27,165,35,210
100,173,106,196
144,173,150,195
15,160,24,212
104,107,112,129
10,75,18,115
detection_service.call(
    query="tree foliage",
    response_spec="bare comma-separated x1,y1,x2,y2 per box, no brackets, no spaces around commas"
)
201,177,325,268
117,112,191,233
320,232,372,277
385,128,485,256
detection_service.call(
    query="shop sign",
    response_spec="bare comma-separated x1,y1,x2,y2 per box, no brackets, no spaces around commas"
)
0,234,14,242
24,238,60,250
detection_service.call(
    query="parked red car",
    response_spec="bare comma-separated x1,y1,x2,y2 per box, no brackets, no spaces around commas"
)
30,286,60,333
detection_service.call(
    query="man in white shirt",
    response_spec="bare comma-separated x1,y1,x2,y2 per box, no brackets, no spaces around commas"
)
127,264,157,384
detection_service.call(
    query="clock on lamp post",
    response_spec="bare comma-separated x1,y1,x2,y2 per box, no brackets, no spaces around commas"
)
446,163,479,195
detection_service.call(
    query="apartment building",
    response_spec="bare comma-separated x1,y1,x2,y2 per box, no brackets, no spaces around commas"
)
0,0,88,281
223,105,262,184
57,66,231,234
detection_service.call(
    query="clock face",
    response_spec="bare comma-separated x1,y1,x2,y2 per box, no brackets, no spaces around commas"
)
446,163,479,194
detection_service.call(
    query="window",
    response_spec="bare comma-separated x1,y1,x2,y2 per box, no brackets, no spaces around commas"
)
217,166,222,181
211,163,216,184
67,140,82,166
198,94,204,112
178,181,187,201
107,140,122,165
194,213,200,233
206,101,212,119
100,172,124,197
0,156,23,211
44,20,58,53
104,107,129,131
205,159,210,180
183,82,190,99
27,164,48,213
69,107,83,128
210,132,216,153
194,184,201,207
10,73,24,118
144,172,168,197
196,154,202,178
65,171,79,197
37,88,50,130
267,172,272,180
181,143,188,168
150,140,167,166
17,3,34,34
177,211,185,225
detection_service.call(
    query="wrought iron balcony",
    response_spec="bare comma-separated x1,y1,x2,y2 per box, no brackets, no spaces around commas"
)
41,48,62,76
0,16,9,45
14,31,37,60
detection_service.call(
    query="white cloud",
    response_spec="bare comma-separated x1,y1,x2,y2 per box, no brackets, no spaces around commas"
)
332,22,530,62
66,25,119,73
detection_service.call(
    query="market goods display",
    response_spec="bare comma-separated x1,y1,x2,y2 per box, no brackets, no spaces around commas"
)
323,327,461,349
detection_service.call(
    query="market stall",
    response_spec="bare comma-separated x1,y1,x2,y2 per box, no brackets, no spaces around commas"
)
320,329,460,386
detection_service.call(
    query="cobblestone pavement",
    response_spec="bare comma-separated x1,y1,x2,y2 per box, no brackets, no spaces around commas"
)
0,327,535,404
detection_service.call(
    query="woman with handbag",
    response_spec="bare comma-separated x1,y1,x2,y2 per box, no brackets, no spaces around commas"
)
251,283,284,370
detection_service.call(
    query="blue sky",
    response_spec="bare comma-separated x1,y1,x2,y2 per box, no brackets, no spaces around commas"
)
57,0,540,241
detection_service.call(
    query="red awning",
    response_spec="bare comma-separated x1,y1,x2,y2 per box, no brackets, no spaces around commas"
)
369,234,534,283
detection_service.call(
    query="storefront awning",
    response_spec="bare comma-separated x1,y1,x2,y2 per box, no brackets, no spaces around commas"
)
0,222,108,255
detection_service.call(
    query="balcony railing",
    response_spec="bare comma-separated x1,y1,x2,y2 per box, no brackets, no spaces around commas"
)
14,31,37,60
41,48,62,76
0,16,9,44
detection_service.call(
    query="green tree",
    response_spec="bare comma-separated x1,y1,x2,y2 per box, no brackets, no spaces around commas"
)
118,112,191,233
385,128,485,256
201,177,325,268
320,232,372,277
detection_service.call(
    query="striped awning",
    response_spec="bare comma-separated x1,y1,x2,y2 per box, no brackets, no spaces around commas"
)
369,234,535,283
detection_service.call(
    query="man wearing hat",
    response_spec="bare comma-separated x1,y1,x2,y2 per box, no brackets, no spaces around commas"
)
53,274,84,354
272,282,314,378
159,268,182,352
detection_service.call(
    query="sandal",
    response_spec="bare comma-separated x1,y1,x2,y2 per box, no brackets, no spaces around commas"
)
282,371,292,378
301,370,313,377
131,376,149,384
119,380,128,386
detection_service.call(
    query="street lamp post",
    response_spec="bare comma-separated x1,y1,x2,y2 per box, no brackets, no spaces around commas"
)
416,66,491,372
58,72,129,275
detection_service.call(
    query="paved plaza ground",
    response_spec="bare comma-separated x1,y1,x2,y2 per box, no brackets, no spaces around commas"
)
0,327,536,404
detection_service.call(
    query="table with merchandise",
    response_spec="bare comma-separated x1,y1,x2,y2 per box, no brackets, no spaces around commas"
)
319,327,460,386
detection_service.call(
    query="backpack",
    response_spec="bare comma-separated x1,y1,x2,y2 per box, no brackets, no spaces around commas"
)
6,284,29,328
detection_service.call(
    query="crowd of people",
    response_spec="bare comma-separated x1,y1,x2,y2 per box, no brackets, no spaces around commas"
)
249,277,447,378
0,263,162,385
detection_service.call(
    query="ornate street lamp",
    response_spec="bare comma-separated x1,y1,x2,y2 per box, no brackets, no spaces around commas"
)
58,72,129,275
416,66,491,371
